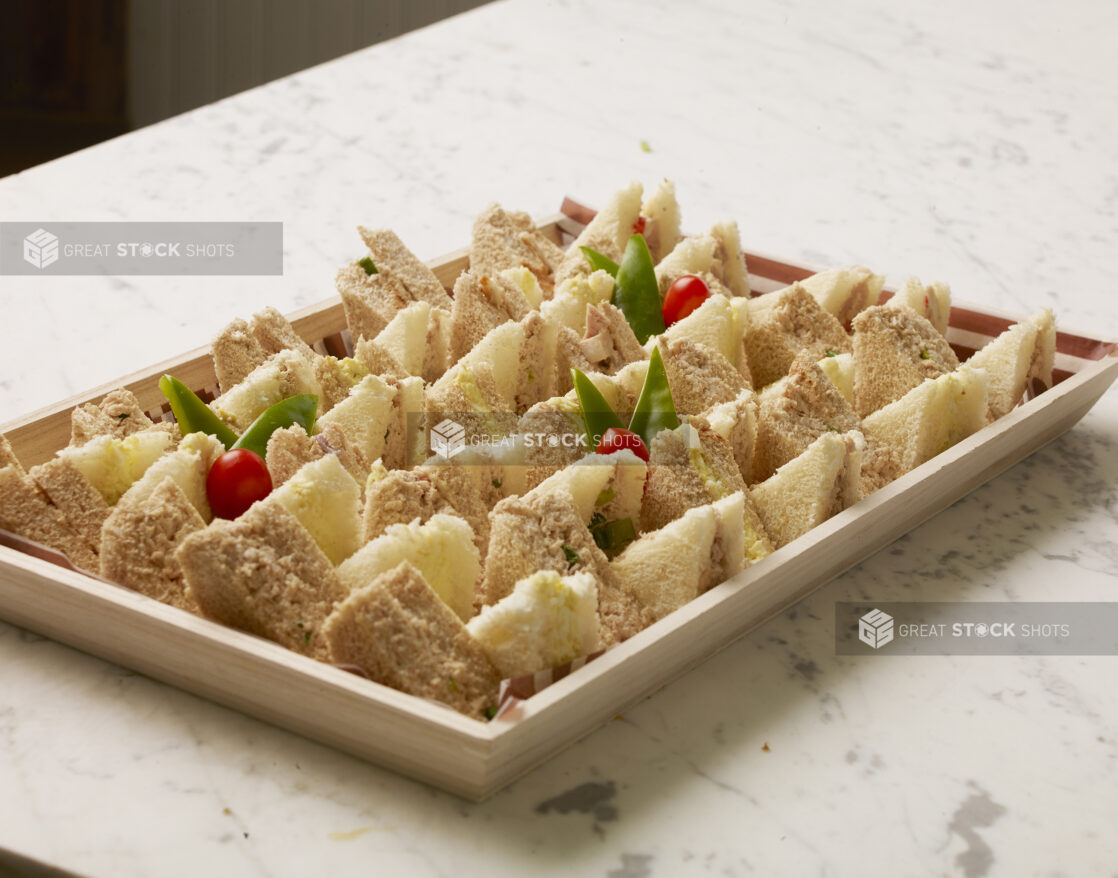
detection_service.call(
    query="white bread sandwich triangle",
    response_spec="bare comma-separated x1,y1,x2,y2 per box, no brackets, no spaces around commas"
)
103,431,224,522
467,569,602,679
693,389,758,481
581,302,648,375
210,349,322,432
555,181,644,286
965,318,1038,420
338,513,479,622
654,221,750,299
797,265,884,328
885,277,951,336
265,454,362,566
860,365,989,474
966,308,1056,418
367,300,450,383
57,428,174,506
1024,307,1056,393
640,179,682,264
529,449,647,526
658,293,743,375
317,373,397,466
613,492,768,621
749,430,864,549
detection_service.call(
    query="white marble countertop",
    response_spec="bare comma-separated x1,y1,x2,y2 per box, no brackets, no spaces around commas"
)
1,0,1116,875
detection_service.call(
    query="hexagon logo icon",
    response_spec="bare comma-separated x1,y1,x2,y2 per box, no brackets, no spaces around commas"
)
430,418,466,459
859,608,894,649
23,228,59,269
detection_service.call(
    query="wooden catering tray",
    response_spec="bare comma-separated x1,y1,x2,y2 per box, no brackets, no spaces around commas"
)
1,204,1116,800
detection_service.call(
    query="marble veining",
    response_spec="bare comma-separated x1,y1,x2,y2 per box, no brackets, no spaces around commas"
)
1,0,1116,875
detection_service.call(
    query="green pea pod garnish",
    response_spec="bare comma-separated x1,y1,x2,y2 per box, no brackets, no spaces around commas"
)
612,234,665,345
571,368,624,451
231,394,318,459
590,515,637,555
627,345,679,447
158,375,238,449
580,246,620,278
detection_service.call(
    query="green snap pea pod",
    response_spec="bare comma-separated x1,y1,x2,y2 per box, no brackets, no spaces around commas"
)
590,515,637,554
612,233,665,345
579,246,620,278
158,375,238,449
231,394,318,459
571,368,624,452
627,345,679,447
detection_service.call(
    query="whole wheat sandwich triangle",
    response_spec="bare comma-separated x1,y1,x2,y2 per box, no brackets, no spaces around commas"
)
323,560,500,720
852,304,959,417
469,203,566,297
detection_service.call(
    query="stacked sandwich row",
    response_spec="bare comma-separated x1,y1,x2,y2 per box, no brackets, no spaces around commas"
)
0,181,1057,720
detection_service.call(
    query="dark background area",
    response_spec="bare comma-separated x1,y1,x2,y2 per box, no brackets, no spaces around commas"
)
0,0,491,178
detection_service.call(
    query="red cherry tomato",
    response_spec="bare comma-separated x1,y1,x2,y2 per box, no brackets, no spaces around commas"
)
206,449,273,519
596,427,650,462
662,274,711,326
